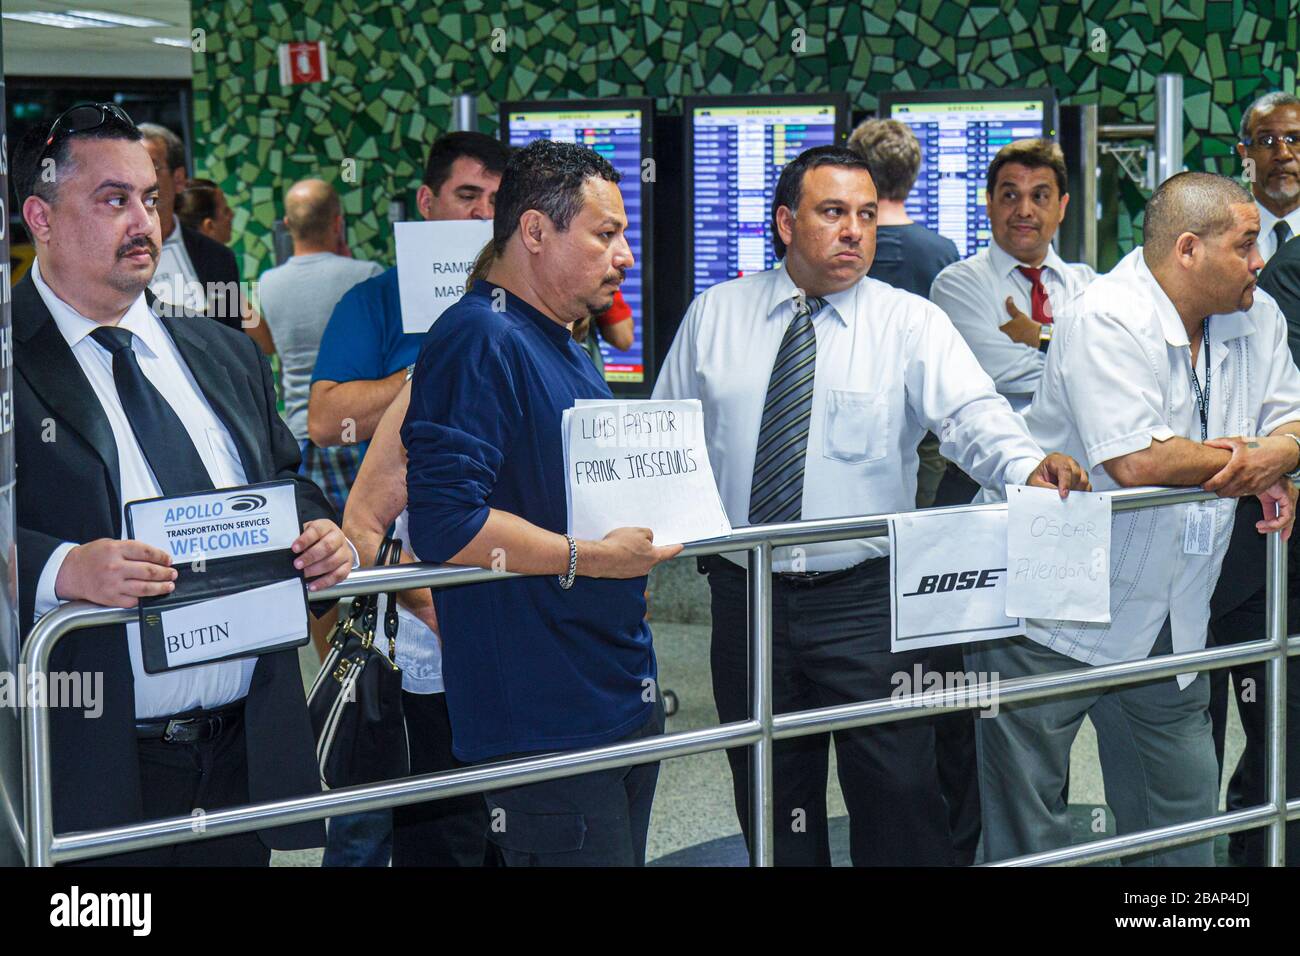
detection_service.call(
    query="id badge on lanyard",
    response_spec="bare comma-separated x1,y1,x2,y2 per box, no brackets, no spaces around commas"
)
1188,318,1211,442
1184,318,1214,556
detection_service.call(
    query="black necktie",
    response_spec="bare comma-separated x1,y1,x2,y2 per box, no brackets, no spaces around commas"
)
1274,220,1292,256
90,326,215,496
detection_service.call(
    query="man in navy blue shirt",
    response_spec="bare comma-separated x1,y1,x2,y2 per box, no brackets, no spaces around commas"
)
403,140,681,866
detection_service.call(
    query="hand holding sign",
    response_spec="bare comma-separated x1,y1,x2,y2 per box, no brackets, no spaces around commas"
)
292,518,353,591
53,539,177,608
1005,484,1111,623
580,526,683,578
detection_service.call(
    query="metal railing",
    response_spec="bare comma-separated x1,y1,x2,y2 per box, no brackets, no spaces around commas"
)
11,485,1298,866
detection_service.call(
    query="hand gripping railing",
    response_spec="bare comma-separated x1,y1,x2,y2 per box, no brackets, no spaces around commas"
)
10,486,1298,866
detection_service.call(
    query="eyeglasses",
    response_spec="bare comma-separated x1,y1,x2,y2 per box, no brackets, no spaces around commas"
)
37,101,136,164
1242,132,1300,150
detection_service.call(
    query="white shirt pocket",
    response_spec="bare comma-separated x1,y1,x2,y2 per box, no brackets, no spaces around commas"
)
822,389,889,463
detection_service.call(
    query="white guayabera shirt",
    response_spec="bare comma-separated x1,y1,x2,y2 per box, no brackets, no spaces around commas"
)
653,262,1045,573
1021,247,1300,685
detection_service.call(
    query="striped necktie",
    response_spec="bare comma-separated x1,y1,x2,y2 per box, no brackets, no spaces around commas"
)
748,296,827,525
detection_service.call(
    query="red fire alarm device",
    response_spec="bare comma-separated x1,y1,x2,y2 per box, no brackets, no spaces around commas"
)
279,41,329,86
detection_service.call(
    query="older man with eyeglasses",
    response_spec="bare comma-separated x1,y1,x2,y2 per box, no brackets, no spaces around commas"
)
1237,91,1300,263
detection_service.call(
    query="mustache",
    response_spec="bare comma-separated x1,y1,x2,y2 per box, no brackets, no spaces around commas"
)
604,267,627,283
116,236,158,260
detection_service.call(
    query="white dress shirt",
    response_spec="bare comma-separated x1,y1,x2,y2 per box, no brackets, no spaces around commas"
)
930,240,1096,413
1256,201,1300,263
1018,247,1300,683
390,509,442,695
150,220,205,313
652,262,1045,572
30,258,256,719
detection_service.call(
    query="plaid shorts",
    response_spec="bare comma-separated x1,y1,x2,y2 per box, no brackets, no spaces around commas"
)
299,440,364,516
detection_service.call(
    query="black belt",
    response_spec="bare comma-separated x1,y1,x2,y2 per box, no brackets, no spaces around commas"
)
776,564,866,589
135,701,244,744
700,554,875,589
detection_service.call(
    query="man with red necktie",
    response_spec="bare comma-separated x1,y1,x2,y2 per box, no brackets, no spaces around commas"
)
930,138,1096,505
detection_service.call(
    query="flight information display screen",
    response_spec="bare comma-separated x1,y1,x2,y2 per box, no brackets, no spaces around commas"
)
690,102,841,295
885,98,1050,257
504,106,648,384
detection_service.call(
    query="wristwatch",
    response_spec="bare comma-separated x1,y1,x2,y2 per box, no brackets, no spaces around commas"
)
1037,323,1053,353
1285,433,1300,481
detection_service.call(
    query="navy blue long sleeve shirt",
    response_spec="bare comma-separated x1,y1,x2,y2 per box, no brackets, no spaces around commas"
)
401,281,656,761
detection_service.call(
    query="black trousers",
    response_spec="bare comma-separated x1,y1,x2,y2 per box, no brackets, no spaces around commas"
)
922,464,986,865
926,642,981,866
704,555,953,866
84,710,270,867
392,690,494,867
1207,497,1300,866
478,701,664,866
931,463,981,508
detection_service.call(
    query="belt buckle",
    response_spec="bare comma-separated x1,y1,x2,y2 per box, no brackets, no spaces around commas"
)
162,718,195,744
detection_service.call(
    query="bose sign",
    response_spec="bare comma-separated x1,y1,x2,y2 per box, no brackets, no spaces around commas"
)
889,509,1023,652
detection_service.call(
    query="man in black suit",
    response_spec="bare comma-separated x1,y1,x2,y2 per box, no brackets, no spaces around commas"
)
1207,235,1300,866
1261,233,1300,364
12,104,355,865
137,122,274,355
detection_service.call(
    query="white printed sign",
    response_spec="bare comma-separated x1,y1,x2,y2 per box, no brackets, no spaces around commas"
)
563,399,732,547
127,482,299,562
156,579,306,668
889,506,1023,651
395,218,494,334
1005,485,1111,624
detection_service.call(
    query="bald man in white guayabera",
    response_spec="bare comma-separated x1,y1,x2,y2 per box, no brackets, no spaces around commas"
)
969,172,1300,866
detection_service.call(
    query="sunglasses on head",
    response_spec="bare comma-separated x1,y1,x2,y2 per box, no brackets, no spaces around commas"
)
38,102,136,164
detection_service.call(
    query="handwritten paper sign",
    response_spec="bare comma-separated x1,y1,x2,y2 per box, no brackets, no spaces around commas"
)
395,218,494,334
889,505,1023,651
1005,484,1112,624
563,399,731,547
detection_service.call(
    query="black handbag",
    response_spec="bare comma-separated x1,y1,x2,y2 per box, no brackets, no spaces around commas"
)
307,537,410,789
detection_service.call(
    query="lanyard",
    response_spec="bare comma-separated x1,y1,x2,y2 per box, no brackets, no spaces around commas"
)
1187,318,1211,442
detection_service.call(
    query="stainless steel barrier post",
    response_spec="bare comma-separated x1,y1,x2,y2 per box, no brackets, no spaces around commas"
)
1266,529,1288,865
749,542,774,867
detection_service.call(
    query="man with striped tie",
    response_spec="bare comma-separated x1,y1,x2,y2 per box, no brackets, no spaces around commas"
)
653,145,1089,866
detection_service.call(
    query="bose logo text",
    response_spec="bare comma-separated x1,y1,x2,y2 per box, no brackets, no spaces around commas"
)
902,568,1004,597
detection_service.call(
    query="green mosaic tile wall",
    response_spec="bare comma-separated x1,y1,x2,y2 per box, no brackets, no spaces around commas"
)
191,0,1299,280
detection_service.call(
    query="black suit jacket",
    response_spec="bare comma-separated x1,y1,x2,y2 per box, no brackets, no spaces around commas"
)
1259,234,1300,367
14,273,330,854
180,224,243,332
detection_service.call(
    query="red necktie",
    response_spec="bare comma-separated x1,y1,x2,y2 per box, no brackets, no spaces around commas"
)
1016,266,1052,324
